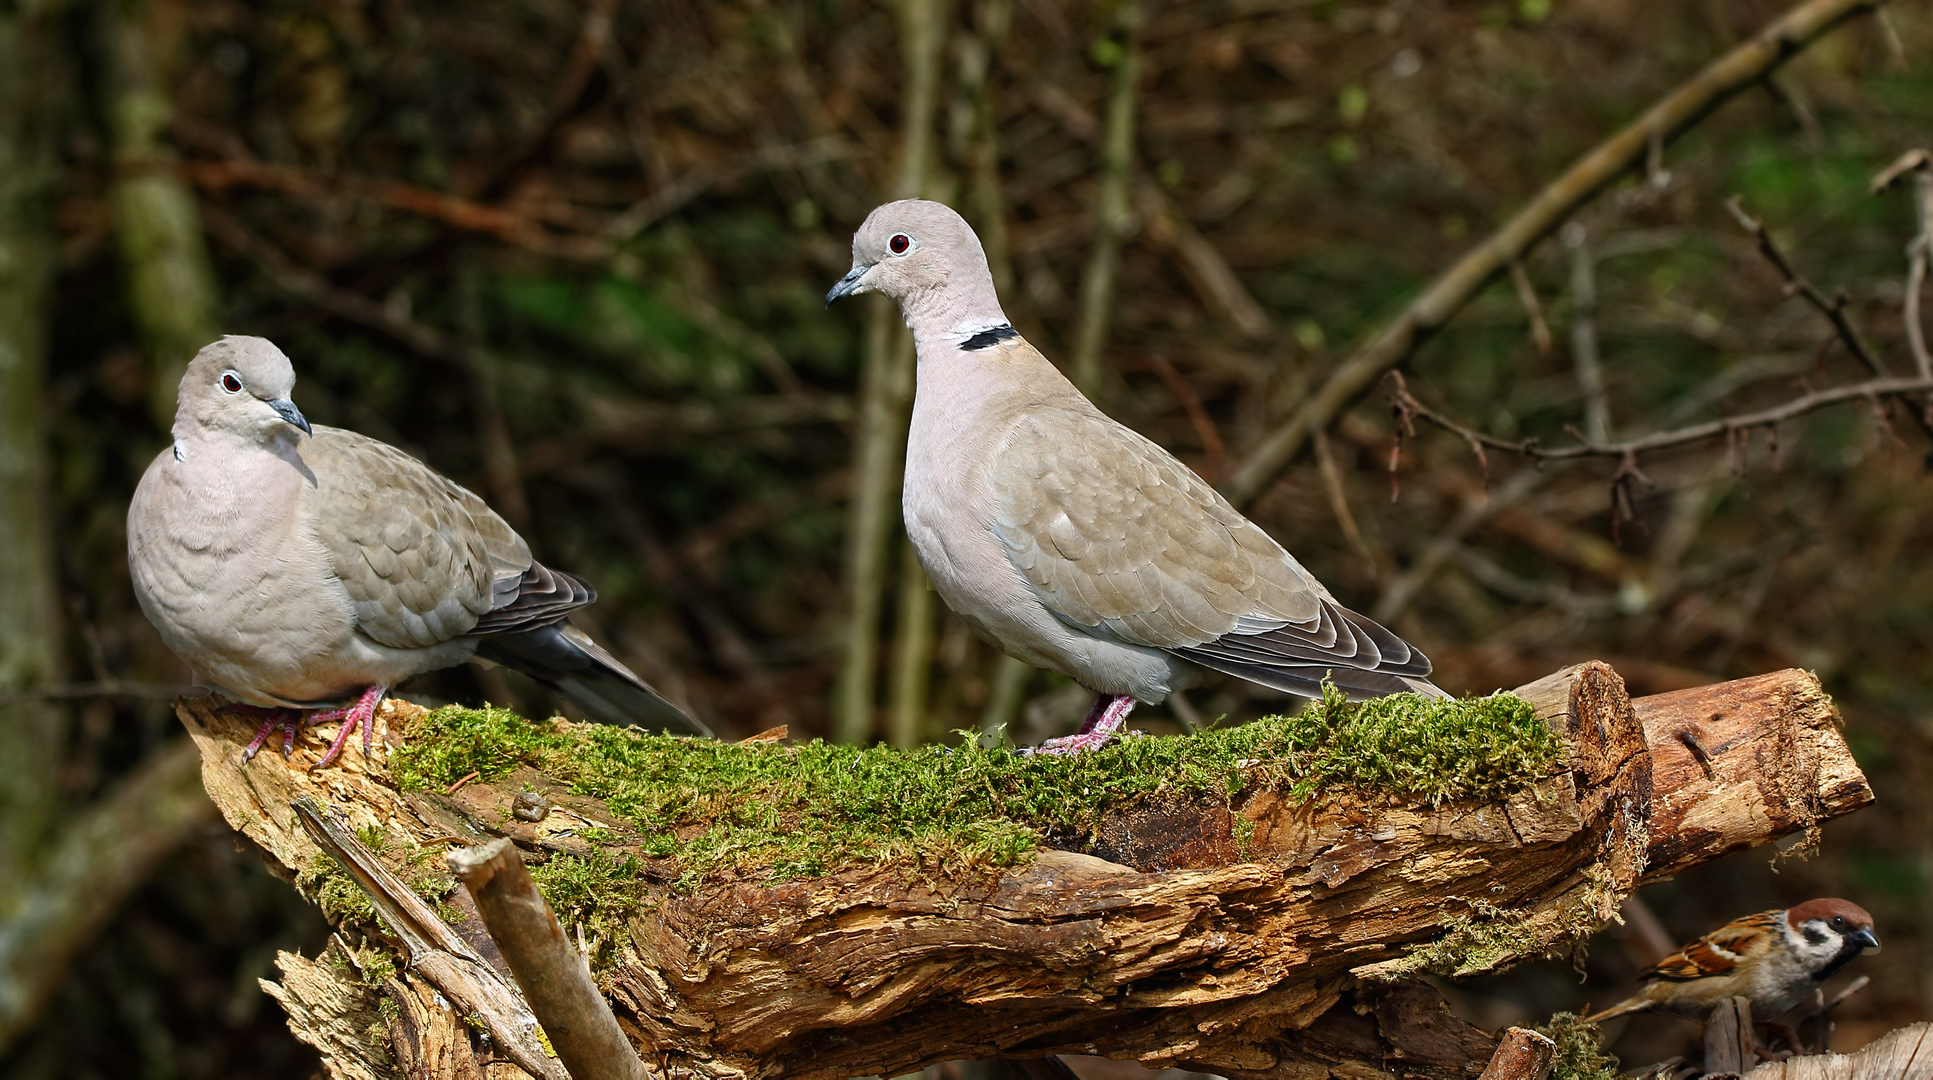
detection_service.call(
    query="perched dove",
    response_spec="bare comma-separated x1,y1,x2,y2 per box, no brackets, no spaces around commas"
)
128,336,708,766
828,200,1446,752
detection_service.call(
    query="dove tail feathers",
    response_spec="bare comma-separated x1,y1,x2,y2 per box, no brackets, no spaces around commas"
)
1403,676,1453,699
474,621,712,737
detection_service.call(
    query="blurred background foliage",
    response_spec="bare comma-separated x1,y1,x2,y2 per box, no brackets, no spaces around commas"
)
0,0,1930,1076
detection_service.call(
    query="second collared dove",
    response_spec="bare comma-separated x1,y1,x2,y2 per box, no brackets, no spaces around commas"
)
828,200,1446,752
128,336,709,766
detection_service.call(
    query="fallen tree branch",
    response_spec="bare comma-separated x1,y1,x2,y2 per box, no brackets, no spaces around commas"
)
174,661,1871,1079
290,797,567,1080
0,738,216,1049
1224,0,1886,506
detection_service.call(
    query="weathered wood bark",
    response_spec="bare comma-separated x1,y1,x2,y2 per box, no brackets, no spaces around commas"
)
1476,1028,1555,1080
178,663,1872,1080
1705,998,1757,1077
1743,1022,1933,1079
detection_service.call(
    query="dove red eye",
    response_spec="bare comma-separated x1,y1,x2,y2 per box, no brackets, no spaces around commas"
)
220,373,243,393
889,233,911,255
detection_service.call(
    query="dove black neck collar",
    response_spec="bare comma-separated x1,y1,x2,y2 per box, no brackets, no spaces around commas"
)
959,324,1018,350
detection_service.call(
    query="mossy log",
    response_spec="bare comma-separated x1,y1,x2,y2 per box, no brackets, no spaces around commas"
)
175,662,1871,1080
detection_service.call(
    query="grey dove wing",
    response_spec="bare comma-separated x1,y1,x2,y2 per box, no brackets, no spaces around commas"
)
987,411,1431,695
300,426,533,649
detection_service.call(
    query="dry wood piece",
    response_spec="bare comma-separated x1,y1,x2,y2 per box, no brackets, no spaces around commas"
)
290,797,567,1080
1477,1027,1556,1080
1705,997,1757,1077
1742,1022,1933,1079
1632,669,1872,878
175,661,1872,1080
448,838,648,1080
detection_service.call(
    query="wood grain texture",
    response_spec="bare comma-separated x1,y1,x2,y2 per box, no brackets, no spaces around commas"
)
1741,1022,1933,1079
1476,1027,1555,1080
177,661,1870,1080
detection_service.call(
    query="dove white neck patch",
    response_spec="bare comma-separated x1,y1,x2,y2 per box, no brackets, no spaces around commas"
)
173,438,186,462
959,324,1018,350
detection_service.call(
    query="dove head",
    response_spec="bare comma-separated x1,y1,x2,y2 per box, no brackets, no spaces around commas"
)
175,336,312,444
826,199,1008,339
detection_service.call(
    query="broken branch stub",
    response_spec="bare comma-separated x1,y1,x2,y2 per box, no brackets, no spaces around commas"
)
175,661,1871,1080
447,838,649,1080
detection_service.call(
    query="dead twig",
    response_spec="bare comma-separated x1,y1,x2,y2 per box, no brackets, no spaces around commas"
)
1381,368,1933,464
447,838,648,1080
1722,197,1898,384
1224,0,1886,506
179,158,607,260
1510,260,1554,357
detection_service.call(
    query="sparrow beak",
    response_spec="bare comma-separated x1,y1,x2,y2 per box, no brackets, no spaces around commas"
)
1852,929,1879,951
268,397,312,436
824,264,870,307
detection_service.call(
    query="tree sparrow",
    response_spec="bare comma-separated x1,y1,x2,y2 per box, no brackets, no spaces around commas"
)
1589,898,1879,1022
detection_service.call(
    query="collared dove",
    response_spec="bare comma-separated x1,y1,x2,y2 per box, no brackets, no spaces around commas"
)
128,336,708,767
828,200,1446,753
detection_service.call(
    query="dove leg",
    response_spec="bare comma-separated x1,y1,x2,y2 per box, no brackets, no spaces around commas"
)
305,685,388,769
236,706,302,763
1032,694,1137,755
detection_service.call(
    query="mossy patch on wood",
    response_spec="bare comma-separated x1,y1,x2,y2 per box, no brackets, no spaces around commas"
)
389,684,1556,889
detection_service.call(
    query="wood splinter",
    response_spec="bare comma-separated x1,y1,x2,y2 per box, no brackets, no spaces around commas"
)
448,838,649,1080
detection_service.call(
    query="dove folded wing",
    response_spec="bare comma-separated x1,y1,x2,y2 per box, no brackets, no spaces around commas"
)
301,426,535,648
989,409,1434,700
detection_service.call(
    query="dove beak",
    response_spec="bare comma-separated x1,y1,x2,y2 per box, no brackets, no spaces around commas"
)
268,397,312,436
825,264,871,307
1853,929,1879,951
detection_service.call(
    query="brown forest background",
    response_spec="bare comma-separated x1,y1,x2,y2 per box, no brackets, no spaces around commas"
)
0,0,1930,1076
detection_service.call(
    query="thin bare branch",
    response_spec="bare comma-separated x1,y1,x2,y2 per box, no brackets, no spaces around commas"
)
1224,0,1885,506
1509,260,1554,357
1723,196,1891,379
1384,369,1933,464
1562,222,1612,444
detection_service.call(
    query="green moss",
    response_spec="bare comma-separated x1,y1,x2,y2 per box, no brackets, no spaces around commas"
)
1539,1013,1620,1080
528,850,652,960
299,855,378,924
392,685,1556,886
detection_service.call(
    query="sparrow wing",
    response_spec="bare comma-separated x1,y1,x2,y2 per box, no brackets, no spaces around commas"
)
1644,910,1780,982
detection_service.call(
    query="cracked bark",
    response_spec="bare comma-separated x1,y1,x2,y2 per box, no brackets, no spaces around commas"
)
178,662,1870,1079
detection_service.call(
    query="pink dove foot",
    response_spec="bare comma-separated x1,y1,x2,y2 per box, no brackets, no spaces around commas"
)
305,685,388,769
235,705,302,762
1030,694,1137,756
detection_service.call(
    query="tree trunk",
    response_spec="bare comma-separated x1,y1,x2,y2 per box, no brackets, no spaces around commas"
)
0,0,70,1036
100,0,221,430
175,661,1872,1079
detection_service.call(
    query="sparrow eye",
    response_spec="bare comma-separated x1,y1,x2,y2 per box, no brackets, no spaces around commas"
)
1830,916,1846,929
220,372,243,394
889,233,912,255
